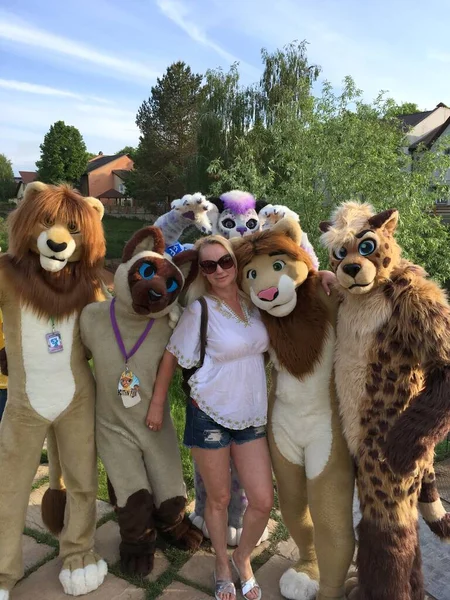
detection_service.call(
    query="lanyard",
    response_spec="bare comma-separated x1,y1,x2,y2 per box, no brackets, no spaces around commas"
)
109,298,155,365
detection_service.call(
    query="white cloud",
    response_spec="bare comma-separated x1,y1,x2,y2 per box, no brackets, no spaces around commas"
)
0,78,113,105
205,0,448,109
0,14,159,82
156,0,258,76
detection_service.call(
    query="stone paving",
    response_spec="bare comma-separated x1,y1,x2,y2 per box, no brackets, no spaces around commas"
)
8,459,450,600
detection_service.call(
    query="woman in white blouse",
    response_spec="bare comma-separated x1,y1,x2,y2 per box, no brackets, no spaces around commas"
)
147,235,272,600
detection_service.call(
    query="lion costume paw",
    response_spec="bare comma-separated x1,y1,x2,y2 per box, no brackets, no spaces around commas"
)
0,589,9,600
59,553,107,596
279,568,319,600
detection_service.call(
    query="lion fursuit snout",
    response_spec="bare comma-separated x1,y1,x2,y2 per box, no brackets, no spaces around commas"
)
258,287,279,302
47,239,68,253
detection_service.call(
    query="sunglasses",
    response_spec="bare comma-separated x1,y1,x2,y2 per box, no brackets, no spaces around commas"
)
199,254,235,274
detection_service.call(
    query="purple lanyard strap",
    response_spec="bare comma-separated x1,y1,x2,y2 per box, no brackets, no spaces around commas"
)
110,297,155,364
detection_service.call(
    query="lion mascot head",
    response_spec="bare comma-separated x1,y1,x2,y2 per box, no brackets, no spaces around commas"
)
1,181,106,317
233,217,314,317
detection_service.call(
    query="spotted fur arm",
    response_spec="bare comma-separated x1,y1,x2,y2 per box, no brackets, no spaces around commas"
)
383,271,450,475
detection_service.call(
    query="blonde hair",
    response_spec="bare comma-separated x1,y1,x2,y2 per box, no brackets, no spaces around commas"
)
185,235,238,305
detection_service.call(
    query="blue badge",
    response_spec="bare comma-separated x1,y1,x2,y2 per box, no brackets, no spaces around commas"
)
165,241,185,257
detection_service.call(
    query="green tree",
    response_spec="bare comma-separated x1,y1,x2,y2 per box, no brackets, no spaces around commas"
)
206,44,450,283
36,121,89,185
208,41,320,196
127,62,204,208
0,154,16,203
116,146,137,160
384,101,421,117
196,63,255,190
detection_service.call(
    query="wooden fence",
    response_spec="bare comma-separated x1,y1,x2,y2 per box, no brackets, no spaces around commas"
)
103,205,158,222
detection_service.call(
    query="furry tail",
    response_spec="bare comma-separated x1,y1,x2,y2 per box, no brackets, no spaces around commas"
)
418,468,450,541
41,428,67,535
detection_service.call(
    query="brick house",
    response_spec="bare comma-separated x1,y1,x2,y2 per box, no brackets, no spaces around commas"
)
79,153,134,207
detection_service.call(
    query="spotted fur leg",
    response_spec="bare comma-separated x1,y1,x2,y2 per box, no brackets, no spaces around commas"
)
355,517,423,600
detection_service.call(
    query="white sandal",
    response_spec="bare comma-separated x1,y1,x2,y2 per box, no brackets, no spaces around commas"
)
231,555,262,600
214,571,236,600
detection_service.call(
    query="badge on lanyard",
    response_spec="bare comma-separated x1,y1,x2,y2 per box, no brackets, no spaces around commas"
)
46,318,63,353
118,366,142,408
110,298,155,408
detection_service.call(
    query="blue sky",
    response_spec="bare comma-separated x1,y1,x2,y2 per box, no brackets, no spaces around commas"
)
1,0,450,174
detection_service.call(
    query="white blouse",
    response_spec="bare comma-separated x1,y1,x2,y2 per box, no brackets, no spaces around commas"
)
167,295,269,429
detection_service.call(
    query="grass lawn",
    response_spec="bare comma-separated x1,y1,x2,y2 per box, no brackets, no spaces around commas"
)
102,215,150,259
435,436,450,462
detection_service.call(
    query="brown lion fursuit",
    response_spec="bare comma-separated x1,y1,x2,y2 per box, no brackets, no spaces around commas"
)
0,182,108,599
233,218,355,600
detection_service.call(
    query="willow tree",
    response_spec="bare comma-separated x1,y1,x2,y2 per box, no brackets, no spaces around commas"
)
204,41,320,196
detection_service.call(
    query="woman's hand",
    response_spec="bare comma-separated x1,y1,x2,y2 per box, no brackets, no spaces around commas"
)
318,270,336,296
145,398,165,431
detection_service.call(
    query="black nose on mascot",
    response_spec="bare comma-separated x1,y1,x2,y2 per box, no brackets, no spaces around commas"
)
47,239,68,253
343,264,361,278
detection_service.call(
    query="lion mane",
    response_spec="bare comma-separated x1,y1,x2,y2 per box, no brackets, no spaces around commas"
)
0,183,106,318
234,226,311,277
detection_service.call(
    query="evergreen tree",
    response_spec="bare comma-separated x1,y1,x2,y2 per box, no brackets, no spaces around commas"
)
127,62,204,208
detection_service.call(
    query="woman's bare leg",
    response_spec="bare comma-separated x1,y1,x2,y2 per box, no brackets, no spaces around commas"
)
192,446,235,600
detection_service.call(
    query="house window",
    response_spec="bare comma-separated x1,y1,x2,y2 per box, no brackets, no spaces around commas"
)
119,183,126,194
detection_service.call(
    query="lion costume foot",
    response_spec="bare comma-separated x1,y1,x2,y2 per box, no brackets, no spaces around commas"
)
0,589,9,600
279,566,319,600
59,552,107,596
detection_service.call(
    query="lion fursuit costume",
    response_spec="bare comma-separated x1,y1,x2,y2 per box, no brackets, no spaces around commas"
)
80,226,203,576
233,218,355,600
0,182,108,599
320,202,450,600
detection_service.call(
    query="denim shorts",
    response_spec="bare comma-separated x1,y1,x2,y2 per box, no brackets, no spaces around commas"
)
184,400,266,449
